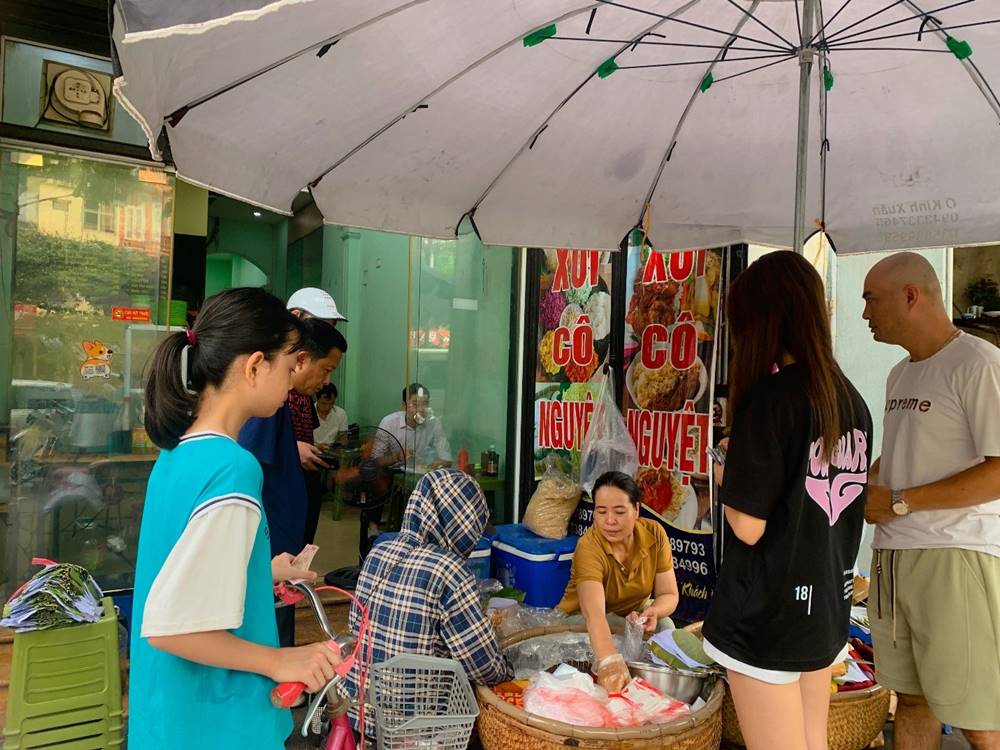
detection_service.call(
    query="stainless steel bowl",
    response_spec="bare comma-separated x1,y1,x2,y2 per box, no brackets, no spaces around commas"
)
626,661,709,704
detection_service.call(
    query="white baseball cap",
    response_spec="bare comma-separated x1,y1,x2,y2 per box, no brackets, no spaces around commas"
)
286,287,348,322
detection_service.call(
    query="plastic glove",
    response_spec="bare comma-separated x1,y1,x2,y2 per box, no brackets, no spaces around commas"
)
594,653,631,695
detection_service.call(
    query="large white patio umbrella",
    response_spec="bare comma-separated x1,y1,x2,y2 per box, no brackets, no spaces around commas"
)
112,0,1000,252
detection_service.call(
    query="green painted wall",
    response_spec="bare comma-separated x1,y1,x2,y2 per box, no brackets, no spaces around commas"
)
205,253,268,298
354,230,411,428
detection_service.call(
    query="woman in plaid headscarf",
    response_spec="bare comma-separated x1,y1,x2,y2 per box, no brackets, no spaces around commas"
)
347,469,512,701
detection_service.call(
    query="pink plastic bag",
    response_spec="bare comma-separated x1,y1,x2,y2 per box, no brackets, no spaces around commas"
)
622,678,690,724
523,670,614,727
606,695,641,727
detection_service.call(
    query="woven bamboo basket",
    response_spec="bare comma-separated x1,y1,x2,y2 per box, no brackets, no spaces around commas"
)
683,623,889,750
475,624,723,750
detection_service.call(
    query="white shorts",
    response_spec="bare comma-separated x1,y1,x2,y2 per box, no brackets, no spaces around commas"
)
703,638,849,685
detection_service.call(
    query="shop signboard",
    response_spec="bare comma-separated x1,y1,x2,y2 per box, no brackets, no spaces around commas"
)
532,249,613,486
528,242,728,620
620,236,724,622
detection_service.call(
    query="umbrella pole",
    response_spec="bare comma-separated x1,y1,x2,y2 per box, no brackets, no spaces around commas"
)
793,0,818,254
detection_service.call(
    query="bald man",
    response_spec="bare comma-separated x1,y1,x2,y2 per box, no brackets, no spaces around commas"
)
863,252,1000,750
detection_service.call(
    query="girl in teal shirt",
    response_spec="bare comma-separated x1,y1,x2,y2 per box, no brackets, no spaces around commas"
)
128,288,342,749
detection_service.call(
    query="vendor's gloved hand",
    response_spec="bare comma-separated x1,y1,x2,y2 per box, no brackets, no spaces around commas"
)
594,653,631,695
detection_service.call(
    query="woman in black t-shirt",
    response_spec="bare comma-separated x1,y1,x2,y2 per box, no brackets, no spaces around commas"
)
703,251,872,750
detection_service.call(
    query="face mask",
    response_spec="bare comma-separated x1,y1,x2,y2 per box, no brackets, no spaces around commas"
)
412,406,434,426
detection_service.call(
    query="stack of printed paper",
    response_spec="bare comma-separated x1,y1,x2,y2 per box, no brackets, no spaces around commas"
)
1,563,104,632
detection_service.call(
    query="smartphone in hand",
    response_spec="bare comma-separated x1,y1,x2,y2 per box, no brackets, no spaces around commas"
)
707,444,727,467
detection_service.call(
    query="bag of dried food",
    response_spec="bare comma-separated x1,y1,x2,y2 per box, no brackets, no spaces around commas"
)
580,372,639,495
523,465,582,539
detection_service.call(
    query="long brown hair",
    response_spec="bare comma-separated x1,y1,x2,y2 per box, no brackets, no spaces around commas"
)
726,251,848,461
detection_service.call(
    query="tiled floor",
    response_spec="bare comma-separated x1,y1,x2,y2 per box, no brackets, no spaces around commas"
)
311,505,365,574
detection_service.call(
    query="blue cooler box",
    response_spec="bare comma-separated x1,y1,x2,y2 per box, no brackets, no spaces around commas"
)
373,532,492,580
490,524,578,608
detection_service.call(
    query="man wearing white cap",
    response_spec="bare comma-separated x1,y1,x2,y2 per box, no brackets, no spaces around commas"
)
287,287,348,325
285,289,347,552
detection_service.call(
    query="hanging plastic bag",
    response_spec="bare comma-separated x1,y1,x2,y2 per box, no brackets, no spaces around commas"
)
522,464,582,539
619,612,646,663
580,372,639,495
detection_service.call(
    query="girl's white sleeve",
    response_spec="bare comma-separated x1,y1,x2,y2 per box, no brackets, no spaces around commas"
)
141,503,260,637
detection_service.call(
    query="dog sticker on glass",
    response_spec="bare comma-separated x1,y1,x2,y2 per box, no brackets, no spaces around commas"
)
80,340,114,380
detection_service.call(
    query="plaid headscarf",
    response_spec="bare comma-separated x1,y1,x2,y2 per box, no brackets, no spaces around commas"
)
348,469,512,697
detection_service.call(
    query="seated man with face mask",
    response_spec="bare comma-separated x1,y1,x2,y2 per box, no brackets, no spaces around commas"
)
376,383,452,472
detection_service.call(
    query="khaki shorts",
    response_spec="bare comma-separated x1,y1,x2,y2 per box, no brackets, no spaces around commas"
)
868,548,1000,731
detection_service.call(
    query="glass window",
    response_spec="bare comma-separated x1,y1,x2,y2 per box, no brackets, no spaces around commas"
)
406,235,515,522
306,229,518,577
0,147,174,597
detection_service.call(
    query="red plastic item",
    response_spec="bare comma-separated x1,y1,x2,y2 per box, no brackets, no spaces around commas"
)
457,448,471,474
271,640,347,709
326,715,357,750
274,582,304,606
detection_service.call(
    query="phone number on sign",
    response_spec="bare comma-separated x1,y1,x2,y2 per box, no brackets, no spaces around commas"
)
673,557,710,576
669,538,707,558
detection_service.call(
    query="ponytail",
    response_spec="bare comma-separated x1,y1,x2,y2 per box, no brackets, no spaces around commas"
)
143,331,198,449
143,287,301,450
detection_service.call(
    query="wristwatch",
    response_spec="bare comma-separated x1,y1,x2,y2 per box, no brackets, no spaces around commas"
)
891,489,911,516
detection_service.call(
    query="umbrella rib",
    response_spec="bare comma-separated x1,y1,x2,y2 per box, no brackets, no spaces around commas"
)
637,1,770,223
899,0,1000,118
809,0,858,45
818,46,830,233
712,54,797,83
303,2,611,191
795,0,804,47
164,0,436,124
822,0,977,46
821,45,954,51
819,0,908,45
822,17,1000,47
550,35,780,53
723,0,798,48
617,52,797,69
466,0,709,223
593,0,793,51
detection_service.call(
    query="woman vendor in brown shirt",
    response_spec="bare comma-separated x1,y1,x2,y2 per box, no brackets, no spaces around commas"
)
557,471,679,694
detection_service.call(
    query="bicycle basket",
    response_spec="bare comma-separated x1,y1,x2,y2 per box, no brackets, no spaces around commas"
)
367,655,478,750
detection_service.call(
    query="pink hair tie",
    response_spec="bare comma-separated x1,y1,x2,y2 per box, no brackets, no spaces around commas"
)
186,328,197,346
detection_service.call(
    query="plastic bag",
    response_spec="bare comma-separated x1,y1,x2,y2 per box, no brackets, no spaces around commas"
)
506,631,595,679
522,666,614,727
522,465,582,539
580,372,639,495
622,678,690,724
620,613,646,663
498,605,568,640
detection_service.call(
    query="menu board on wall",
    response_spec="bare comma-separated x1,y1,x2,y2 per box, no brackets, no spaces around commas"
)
532,249,613,483
622,238,724,622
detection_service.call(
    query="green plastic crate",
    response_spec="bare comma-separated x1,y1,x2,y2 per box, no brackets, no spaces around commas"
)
4,598,123,750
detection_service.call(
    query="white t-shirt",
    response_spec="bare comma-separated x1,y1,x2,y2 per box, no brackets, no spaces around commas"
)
375,411,452,469
874,332,1000,557
315,405,348,445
